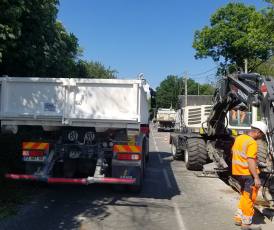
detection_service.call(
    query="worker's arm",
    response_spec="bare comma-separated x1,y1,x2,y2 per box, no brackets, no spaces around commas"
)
247,158,261,188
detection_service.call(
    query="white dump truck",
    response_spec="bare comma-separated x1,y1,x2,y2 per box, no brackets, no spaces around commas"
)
1,76,152,192
156,108,176,131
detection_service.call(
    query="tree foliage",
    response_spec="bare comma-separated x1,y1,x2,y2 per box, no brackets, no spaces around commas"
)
156,75,215,108
0,0,116,78
265,0,274,5
253,1,274,76
256,56,274,76
75,60,117,79
156,75,181,109
0,0,77,77
193,2,274,73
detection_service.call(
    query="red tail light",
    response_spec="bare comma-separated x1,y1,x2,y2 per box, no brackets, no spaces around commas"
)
117,153,141,161
30,150,44,157
140,124,149,135
22,150,45,157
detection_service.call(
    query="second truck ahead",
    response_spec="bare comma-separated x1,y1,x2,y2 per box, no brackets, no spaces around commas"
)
156,108,176,132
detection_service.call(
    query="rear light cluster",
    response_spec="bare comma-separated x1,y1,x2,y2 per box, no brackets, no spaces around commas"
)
113,145,142,161
22,142,49,161
22,150,44,157
117,153,141,161
140,124,149,135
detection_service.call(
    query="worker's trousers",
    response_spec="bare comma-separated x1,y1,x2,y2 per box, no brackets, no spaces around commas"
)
234,175,259,225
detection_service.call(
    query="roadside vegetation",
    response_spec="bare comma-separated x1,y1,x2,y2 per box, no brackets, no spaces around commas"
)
156,75,214,108
0,0,117,218
193,0,274,75
0,0,117,78
156,0,274,109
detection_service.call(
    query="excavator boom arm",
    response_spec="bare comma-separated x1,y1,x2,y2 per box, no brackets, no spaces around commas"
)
206,73,262,137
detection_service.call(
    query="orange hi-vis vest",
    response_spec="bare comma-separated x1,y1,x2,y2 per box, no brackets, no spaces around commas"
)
232,134,259,176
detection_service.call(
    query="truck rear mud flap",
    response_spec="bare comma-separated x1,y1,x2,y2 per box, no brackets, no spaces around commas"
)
5,173,136,185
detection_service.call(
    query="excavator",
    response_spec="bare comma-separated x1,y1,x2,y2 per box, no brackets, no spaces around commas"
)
179,73,274,206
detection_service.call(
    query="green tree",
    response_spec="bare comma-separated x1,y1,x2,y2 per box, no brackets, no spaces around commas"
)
0,0,118,79
74,60,117,79
46,21,79,77
156,75,182,108
265,0,274,6
0,0,24,64
199,83,215,95
193,3,273,73
256,56,274,76
0,0,79,77
263,0,274,57
156,75,214,108
253,1,274,76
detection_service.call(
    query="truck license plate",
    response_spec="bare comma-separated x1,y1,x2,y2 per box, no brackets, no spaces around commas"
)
23,156,45,162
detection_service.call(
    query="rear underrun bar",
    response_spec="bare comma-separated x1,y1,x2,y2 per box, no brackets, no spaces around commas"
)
5,173,136,185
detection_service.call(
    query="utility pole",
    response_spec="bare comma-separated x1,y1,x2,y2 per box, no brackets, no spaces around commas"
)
197,83,200,96
184,73,188,107
244,59,248,74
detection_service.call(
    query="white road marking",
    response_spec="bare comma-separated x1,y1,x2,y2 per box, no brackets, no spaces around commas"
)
151,129,187,230
151,130,159,152
173,201,187,230
157,153,163,164
163,168,172,189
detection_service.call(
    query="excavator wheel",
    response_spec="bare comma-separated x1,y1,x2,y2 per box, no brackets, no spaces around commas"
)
171,138,184,160
185,138,208,171
257,140,269,170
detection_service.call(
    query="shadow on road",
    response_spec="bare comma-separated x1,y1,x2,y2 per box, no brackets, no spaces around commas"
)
216,170,270,226
0,150,181,230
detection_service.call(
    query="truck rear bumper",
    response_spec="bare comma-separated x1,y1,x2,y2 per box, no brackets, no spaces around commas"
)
5,173,136,185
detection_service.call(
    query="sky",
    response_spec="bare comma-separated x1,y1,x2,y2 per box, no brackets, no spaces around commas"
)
58,0,268,88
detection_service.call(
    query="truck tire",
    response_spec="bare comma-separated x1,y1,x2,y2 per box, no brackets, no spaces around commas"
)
257,140,268,169
144,138,150,162
185,138,207,171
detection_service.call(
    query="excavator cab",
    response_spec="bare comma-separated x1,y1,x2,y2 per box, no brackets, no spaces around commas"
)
227,106,258,135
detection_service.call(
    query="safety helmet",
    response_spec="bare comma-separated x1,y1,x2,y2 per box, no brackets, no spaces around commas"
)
251,121,268,136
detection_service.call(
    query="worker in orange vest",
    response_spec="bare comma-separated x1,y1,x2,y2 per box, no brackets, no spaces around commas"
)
232,121,268,230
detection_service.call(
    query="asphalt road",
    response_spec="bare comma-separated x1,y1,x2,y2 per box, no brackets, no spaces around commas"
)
0,127,273,230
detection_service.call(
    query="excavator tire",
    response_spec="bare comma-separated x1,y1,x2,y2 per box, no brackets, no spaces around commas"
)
171,137,184,160
257,140,268,169
185,138,208,171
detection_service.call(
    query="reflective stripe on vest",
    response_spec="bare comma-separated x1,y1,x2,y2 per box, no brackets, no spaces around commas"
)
233,138,252,159
233,149,247,159
242,139,252,153
232,160,248,168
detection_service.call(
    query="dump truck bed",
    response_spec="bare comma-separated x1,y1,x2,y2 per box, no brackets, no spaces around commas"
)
156,108,176,121
0,77,149,129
